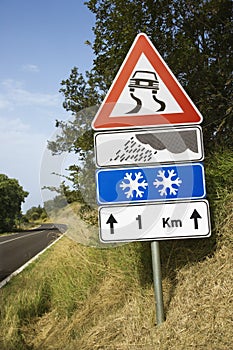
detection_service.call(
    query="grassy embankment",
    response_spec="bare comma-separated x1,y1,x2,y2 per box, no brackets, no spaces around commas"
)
0,149,232,350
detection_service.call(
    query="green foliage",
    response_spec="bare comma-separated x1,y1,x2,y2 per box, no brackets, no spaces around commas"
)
44,195,68,214
47,0,232,204
205,147,233,200
43,179,85,211
205,148,233,246
86,0,233,148
60,67,102,113
24,205,47,222
0,174,28,232
78,204,98,226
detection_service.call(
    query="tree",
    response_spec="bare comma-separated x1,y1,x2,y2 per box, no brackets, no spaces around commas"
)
42,180,83,204
0,174,29,232
48,0,232,199
44,195,68,214
25,205,47,222
86,0,232,149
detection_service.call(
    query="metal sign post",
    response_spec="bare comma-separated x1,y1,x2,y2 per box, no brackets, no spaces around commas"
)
151,241,165,325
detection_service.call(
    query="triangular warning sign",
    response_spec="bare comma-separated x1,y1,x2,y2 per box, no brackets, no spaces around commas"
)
92,33,203,130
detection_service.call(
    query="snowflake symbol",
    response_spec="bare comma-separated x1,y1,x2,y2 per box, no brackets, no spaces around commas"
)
120,172,148,199
153,169,182,196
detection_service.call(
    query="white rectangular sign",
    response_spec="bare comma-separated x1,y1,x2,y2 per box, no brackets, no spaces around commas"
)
94,126,204,167
99,200,211,243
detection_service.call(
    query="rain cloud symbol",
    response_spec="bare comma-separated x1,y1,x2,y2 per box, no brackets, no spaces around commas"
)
135,129,199,154
109,129,199,164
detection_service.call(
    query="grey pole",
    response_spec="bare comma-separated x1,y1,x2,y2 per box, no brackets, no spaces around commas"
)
151,241,165,325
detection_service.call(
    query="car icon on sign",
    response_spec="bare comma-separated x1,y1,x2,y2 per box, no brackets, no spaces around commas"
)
128,70,159,93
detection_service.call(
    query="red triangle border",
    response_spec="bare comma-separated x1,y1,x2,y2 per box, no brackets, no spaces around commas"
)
92,33,202,130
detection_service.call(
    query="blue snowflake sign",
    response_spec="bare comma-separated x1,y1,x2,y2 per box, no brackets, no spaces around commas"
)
96,163,206,204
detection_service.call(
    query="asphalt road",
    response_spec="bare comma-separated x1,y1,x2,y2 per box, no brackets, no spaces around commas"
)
0,224,65,282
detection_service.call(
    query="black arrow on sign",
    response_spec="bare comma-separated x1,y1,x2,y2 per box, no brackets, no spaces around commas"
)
190,209,202,229
106,214,117,234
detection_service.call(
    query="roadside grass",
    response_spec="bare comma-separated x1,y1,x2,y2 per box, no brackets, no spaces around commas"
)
0,148,232,349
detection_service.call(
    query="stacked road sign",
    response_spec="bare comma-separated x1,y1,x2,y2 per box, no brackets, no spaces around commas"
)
92,33,211,243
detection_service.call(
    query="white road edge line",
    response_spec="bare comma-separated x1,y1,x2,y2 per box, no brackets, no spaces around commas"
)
0,234,64,289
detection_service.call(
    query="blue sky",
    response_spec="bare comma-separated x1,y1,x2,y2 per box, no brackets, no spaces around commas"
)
0,0,95,212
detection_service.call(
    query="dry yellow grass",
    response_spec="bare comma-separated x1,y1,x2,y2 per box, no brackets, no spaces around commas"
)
1,196,232,350
22,241,232,350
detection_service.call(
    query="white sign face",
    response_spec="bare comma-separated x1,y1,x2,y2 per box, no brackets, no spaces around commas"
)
94,126,204,167
110,53,183,117
99,200,211,243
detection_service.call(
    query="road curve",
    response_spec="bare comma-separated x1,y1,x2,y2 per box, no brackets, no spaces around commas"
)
0,224,64,282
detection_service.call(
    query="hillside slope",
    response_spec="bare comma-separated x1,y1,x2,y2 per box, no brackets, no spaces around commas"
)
0,149,232,350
